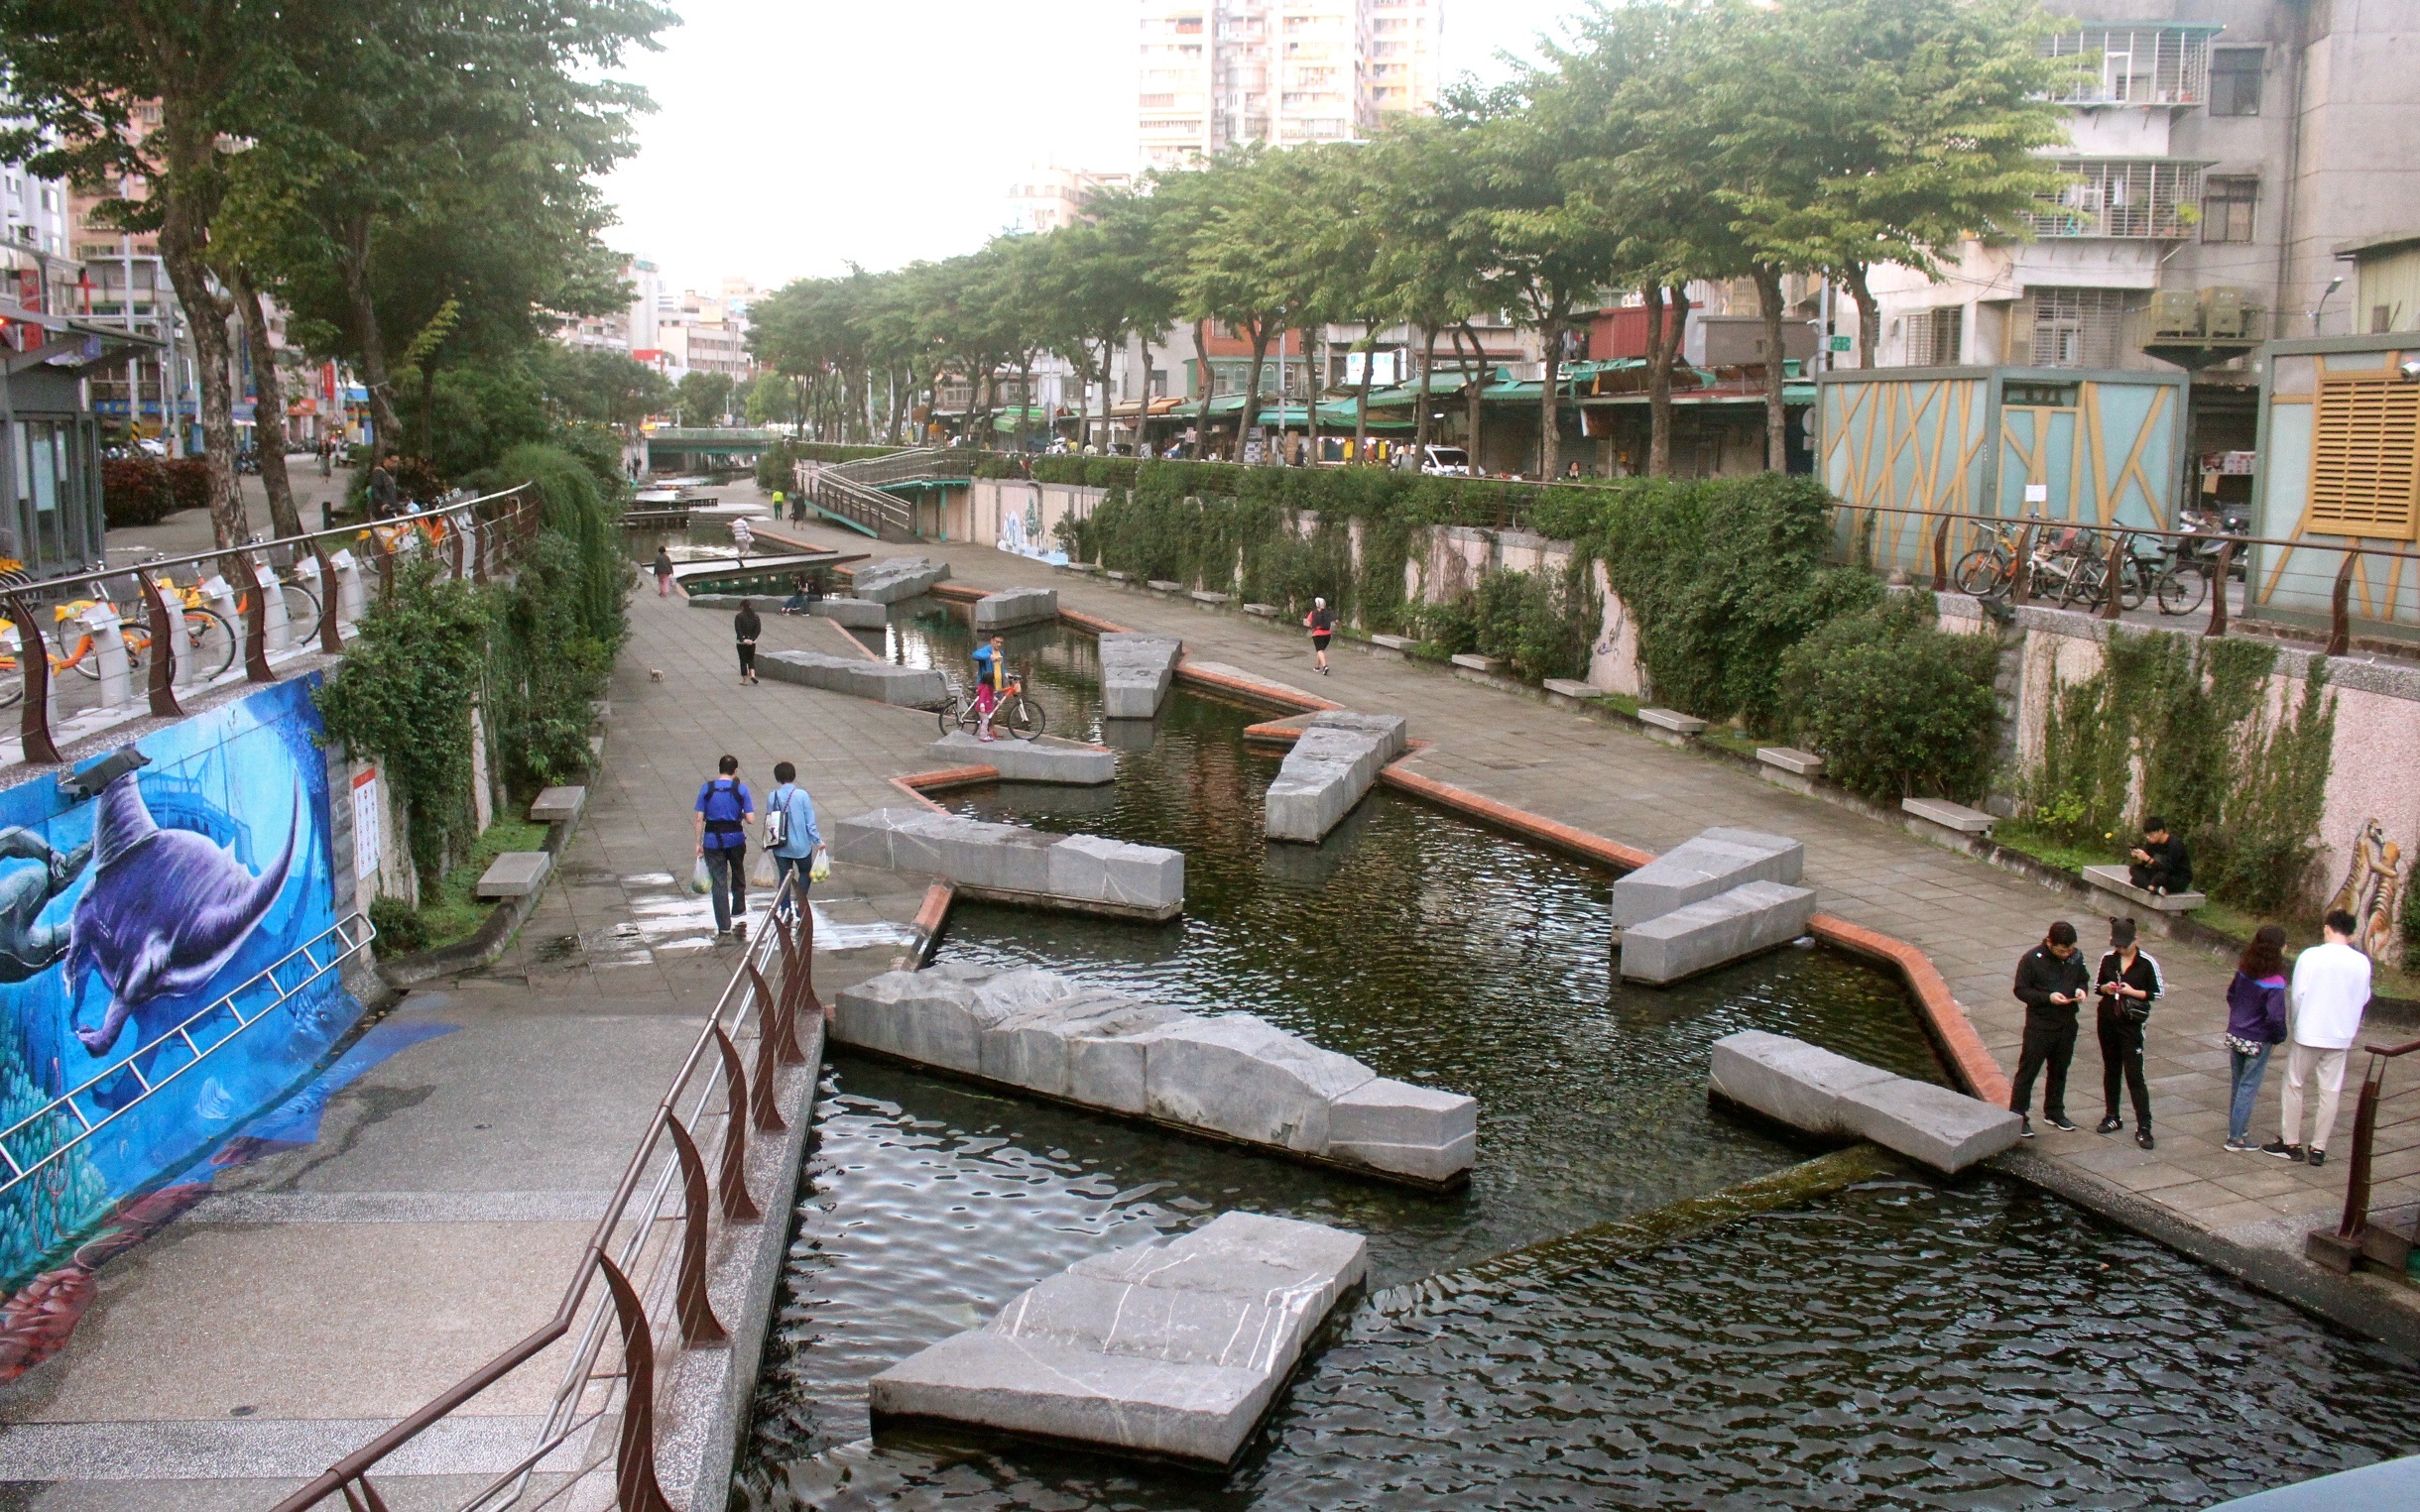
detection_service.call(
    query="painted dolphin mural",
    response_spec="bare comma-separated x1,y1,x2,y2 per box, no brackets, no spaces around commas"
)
0,829,90,983
63,773,297,1057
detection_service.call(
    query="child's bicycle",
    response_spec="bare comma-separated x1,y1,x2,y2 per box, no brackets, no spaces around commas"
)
936,669,1046,742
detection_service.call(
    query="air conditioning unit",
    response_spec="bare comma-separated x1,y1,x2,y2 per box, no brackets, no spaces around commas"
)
2199,286,2258,339
2149,289,2202,337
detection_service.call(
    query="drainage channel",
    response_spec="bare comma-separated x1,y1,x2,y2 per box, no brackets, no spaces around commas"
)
734,604,2420,1511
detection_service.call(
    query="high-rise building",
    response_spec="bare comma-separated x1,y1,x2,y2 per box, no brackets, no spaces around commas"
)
1007,164,1137,235
1137,0,1442,171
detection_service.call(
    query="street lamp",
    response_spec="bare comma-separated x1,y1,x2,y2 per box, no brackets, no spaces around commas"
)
2307,275,2345,335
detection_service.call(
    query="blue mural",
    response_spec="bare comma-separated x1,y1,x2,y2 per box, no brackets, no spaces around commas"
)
0,674,360,1288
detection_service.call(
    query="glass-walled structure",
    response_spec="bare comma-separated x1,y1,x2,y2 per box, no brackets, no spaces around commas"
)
1,367,105,577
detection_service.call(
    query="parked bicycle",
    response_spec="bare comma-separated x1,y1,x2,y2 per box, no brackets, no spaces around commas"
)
936,668,1046,742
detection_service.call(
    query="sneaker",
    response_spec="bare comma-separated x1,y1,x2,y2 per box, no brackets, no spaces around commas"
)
2307,1148,2326,1168
2135,1129,2155,1151
2224,1137,2250,1152
732,920,747,942
2017,1115,2035,1138
2048,1116,2078,1132
2097,1115,2123,1134
2259,1140,2300,1160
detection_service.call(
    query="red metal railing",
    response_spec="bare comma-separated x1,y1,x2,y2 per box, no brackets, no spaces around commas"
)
2307,1037,2420,1278
269,872,820,1512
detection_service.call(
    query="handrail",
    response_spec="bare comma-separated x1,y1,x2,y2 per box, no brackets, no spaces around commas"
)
2311,1030,2420,1279
828,447,953,488
269,870,819,1512
795,461,915,539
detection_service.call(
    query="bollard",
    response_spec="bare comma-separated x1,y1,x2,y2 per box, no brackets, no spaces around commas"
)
326,548,366,632
253,561,291,653
80,603,131,710
291,552,323,636
158,581,193,688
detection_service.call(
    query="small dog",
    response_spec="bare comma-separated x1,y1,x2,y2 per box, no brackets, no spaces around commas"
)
649,668,665,682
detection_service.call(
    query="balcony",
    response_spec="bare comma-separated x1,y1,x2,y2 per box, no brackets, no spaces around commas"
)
2028,160,2205,240
2041,26,2214,107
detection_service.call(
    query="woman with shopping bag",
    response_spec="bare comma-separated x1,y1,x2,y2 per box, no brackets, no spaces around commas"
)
763,760,824,918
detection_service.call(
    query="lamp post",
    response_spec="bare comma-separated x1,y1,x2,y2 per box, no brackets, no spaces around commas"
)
2308,274,2345,335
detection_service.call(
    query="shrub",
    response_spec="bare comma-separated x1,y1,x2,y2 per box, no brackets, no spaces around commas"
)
101,459,173,527
162,458,214,515
368,894,429,959
1778,592,1999,802
1473,565,1595,683
1411,594,1479,655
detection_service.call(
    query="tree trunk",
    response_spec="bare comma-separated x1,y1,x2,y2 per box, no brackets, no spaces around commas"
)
230,268,302,538
339,212,403,453
1846,262,1879,371
1353,331,1376,463
1097,335,1115,455
1754,265,1788,473
1643,283,1692,479
1458,320,1487,473
1412,323,1437,458
1537,300,1567,481
1241,321,1270,462
1189,319,1213,460
154,161,242,544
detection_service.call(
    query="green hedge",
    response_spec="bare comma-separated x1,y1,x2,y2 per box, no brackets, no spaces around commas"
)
1777,593,1998,802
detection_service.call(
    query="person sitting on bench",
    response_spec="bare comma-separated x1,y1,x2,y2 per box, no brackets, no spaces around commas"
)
2127,816,2192,895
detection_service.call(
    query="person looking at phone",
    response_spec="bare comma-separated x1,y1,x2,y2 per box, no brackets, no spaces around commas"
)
2127,816,2192,896
2094,916,2163,1149
2009,920,2092,1137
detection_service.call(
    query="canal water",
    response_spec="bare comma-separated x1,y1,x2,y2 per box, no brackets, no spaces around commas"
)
734,604,2420,1511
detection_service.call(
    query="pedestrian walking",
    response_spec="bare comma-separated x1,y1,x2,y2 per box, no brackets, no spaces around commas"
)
2224,925,2290,1151
2009,920,2091,1137
2094,917,2163,1149
731,515,754,559
653,545,675,598
2267,909,2374,1165
2126,815,2193,896
692,755,755,940
734,599,761,684
971,634,1005,742
319,436,334,478
764,760,822,916
1304,596,1335,676
367,453,401,521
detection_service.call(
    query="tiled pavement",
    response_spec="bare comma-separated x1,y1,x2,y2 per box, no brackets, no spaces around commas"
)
746,484,2420,1326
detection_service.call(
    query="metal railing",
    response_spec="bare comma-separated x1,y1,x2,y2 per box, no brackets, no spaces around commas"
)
0,912,374,1201
794,461,915,539
2308,1037,2420,1277
269,872,821,1512
0,485,540,766
827,447,954,488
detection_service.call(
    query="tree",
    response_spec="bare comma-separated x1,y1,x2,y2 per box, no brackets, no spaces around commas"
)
1169,149,1302,460
1370,120,1493,464
674,371,733,427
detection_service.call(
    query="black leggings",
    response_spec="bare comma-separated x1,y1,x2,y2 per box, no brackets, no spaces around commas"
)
737,641,756,677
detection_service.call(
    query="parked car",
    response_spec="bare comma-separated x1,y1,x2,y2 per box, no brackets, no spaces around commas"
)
1419,445,1471,476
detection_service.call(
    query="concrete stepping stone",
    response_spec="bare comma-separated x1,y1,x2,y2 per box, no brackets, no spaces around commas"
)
928,731,1116,785
527,785,585,824
973,586,1058,631
1264,711,1409,844
759,650,946,708
1620,878,1816,984
870,1211,1368,1469
850,555,950,604
1611,827,1804,930
1098,633,1181,719
833,963,1475,1185
1710,1029,2022,1173
809,596,886,628
473,851,552,900
831,808,1182,919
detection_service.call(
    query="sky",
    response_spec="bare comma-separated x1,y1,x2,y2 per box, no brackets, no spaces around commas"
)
600,0,1583,298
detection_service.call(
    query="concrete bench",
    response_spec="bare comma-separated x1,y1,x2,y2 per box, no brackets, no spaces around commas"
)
1542,678,1598,708
473,851,552,900
973,586,1058,631
1368,634,1419,658
849,556,950,605
1612,827,1804,931
1147,579,1184,594
1637,708,1706,736
1901,796,1994,835
1099,633,1181,719
1265,711,1410,844
1059,561,1104,574
1242,603,1280,619
1711,1029,2022,1173
1189,590,1230,607
928,731,1116,785
2082,865,2206,913
1757,747,1825,776
870,1212,1368,1469
832,808,1182,919
1105,570,1133,583
1449,652,1505,675
527,785,586,825
759,650,947,708
1621,879,1815,985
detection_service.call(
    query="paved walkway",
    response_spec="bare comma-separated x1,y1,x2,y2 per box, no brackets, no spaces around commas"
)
0,579,938,1509
742,483,2419,1326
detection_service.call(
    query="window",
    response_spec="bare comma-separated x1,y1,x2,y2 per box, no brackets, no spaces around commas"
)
2025,287,2130,368
1139,93,1174,108
2307,374,2420,537
1173,16,1202,34
2203,175,2256,243
2209,49,2262,115
1905,306,1963,366
2376,306,2403,335
2031,160,2204,238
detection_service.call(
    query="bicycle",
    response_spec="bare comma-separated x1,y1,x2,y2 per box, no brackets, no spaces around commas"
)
937,669,1046,742
1952,519,2029,599
0,592,241,707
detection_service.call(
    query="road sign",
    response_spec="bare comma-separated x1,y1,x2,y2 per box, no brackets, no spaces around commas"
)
1827,334,1853,352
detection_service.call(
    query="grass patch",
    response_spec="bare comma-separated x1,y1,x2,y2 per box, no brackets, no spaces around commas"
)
1589,691,1641,719
372,818,549,957
1701,727,1760,760
1993,819,2123,876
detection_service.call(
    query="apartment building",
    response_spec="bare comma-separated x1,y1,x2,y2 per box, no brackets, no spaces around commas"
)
1136,0,1441,171
1,160,77,319
1007,164,1138,234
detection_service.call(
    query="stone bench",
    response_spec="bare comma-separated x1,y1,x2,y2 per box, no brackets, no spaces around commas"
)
473,851,552,900
1189,590,1230,607
808,596,885,629
2082,864,2207,913
869,1212,1368,1469
1060,561,1104,575
1099,633,1181,719
527,785,585,825
759,650,947,708
1105,570,1134,583
973,586,1058,631
1756,747,1825,776
834,963,1475,1184
1449,652,1505,675
928,731,1116,785
1368,634,1420,659
1637,708,1706,736
832,808,1182,919
1612,827,1804,931
1542,678,1598,709
1147,579,1184,594
1242,603,1280,619
1264,712,1410,844
1710,1029,2023,1173
1901,796,1994,836
849,555,950,605
1622,879,1815,984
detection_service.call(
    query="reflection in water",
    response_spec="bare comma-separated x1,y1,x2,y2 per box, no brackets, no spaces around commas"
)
737,613,2420,1511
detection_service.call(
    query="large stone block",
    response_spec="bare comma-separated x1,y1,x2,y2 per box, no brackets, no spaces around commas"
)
1140,1013,1376,1152
1099,633,1182,719
835,809,1180,918
473,851,551,899
809,596,887,629
1263,712,1408,844
850,555,950,604
973,586,1059,631
929,731,1117,785
1709,1029,1897,1134
982,989,1168,1100
1045,833,1185,915
834,964,1030,1075
1619,879,1815,984
1837,1077,2024,1173
759,649,947,708
1611,827,1805,930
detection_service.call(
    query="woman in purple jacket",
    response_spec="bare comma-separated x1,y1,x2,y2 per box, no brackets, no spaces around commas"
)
2224,924,2290,1151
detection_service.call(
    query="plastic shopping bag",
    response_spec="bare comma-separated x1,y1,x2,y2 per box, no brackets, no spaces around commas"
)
749,847,778,888
809,846,832,884
690,857,711,895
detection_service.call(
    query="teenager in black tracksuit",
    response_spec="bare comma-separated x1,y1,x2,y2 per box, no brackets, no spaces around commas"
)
2010,920,2092,1135
2095,916,2164,1149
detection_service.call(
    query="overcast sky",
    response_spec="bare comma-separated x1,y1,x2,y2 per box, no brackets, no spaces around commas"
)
600,0,1583,297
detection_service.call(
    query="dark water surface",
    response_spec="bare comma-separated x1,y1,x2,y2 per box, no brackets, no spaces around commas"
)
736,607,2420,1510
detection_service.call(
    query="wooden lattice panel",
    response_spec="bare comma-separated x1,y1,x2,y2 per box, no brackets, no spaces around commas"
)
2308,373,2420,538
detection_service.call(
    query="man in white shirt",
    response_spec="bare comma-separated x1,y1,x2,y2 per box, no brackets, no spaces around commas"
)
2265,909,2373,1167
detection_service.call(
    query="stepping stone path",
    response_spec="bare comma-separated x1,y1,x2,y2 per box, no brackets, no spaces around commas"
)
1711,1029,2021,1173
973,586,1058,631
832,808,1183,919
759,650,946,707
928,731,1116,784
1264,712,1409,844
809,596,886,628
1099,633,1181,719
849,555,951,604
1613,827,1814,984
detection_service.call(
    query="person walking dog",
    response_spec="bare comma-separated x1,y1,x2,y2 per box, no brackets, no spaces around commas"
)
2224,925,2290,1151
2094,917,2163,1149
1304,597,1335,676
2009,921,2091,1137
2266,909,2373,1165
692,755,755,941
